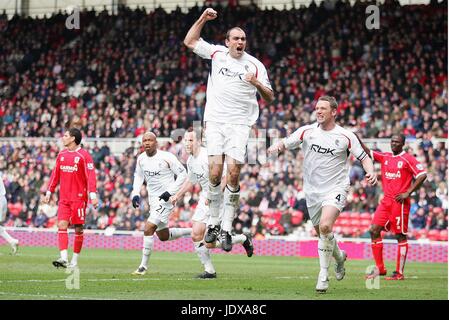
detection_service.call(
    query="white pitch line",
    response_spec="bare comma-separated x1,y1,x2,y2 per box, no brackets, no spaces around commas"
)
0,291,115,300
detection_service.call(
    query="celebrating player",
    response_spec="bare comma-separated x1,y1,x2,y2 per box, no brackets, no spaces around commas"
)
184,8,274,252
43,128,98,269
131,131,191,275
169,128,254,279
268,96,377,293
358,134,427,280
0,172,19,254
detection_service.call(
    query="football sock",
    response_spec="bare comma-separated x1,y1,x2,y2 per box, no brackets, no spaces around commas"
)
222,185,240,233
168,228,192,240
207,183,223,227
58,228,69,261
331,234,344,263
318,233,334,275
74,231,84,254
194,241,215,274
140,235,154,269
396,240,408,275
371,237,385,272
0,226,16,244
71,253,79,266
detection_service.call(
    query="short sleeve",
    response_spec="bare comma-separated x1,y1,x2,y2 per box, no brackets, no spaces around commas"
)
187,161,197,184
193,38,226,60
257,63,272,91
283,124,314,150
406,154,427,178
371,150,385,163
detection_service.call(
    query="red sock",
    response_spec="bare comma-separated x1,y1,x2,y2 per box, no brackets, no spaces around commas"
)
371,237,385,273
396,240,408,275
74,231,84,254
58,229,68,251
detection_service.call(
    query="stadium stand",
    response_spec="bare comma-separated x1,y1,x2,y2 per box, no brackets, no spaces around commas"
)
0,0,447,240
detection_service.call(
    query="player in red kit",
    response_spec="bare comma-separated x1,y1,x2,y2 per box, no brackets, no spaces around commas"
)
359,134,427,280
43,128,98,269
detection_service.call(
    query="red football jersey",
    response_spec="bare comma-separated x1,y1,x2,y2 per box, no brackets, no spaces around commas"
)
372,150,426,199
47,147,97,202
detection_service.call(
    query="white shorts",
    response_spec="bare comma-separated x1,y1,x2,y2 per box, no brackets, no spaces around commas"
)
147,198,174,231
306,189,348,226
0,196,6,222
191,197,224,225
205,121,251,163
192,198,208,224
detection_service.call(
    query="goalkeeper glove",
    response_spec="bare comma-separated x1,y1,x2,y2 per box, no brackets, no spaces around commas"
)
159,191,172,202
132,195,140,208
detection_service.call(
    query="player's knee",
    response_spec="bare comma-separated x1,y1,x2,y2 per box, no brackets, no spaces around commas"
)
191,232,202,242
369,225,382,237
57,221,68,230
319,224,332,235
209,174,221,186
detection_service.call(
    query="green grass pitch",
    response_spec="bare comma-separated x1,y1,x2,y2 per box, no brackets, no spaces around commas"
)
0,245,447,300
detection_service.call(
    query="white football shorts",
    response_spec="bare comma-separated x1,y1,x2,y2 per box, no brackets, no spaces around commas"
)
205,121,251,163
0,196,6,222
306,189,348,226
147,197,174,231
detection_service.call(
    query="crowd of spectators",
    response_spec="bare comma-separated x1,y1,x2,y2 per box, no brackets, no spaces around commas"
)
0,0,447,240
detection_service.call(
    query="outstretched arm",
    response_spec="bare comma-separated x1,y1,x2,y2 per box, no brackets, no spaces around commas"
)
183,8,217,50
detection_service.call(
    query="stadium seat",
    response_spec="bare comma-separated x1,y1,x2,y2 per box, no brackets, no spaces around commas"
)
427,230,440,241
342,227,352,237
340,212,351,219
360,212,372,220
438,230,448,241
339,219,351,227
349,212,360,220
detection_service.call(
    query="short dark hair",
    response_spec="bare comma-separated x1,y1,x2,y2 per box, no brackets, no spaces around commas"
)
69,128,82,145
318,95,338,110
226,27,245,40
392,133,406,144
187,126,202,141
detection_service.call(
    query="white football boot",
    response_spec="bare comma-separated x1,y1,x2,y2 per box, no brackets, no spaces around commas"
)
334,250,347,281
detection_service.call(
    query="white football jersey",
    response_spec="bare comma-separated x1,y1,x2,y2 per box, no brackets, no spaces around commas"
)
186,147,227,202
187,147,210,201
131,150,187,201
193,38,272,126
283,123,368,205
0,172,5,196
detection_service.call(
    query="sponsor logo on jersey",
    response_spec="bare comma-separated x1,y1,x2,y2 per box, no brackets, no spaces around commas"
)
218,67,245,80
60,165,78,172
195,173,205,180
310,144,336,155
144,170,161,178
397,161,403,168
385,170,401,179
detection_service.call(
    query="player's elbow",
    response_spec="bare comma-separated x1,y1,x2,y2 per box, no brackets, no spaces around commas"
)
183,38,195,50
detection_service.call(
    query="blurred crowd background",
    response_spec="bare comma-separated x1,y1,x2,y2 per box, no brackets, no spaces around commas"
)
0,0,447,240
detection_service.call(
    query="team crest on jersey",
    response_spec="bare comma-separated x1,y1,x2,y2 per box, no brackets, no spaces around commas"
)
61,156,64,162
416,163,424,170
384,160,388,165
397,161,403,168
335,139,340,146
74,157,80,164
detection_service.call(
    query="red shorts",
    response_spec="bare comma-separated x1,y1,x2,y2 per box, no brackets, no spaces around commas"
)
372,197,410,235
58,200,87,225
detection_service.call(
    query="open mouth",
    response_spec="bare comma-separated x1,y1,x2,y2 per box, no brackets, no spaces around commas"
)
236,47,243,53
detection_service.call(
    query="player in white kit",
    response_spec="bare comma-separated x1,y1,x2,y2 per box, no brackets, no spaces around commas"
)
169,128,254,278
0,172,19,254
131,132,191,275
184,8,274,252
268,96,377,293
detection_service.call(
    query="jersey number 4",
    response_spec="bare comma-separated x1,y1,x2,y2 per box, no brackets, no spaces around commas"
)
335,194,342,202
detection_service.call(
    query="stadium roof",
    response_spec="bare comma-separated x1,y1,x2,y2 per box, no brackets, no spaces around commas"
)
0,0,434,19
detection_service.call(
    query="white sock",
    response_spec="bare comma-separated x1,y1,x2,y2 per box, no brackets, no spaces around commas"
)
60,249,68,262
207,183,223,227
232,234,246,244
0,226,17,244
221,185,240,232
318,233,334,275
140,235,154,269
214,234,246,248
71,253,79,265
331,235,343,262
194,241,215,274
168,228,192,240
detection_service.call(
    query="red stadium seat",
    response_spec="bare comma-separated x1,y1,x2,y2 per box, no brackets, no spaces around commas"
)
438,230,448,241
342,227,352,237
360,212,372,220
350,212,360,220
340,211,351,219
417,229,428,239
339,219,350,227
427,230,440,241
